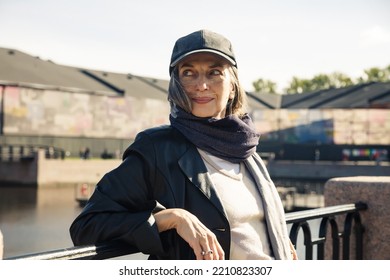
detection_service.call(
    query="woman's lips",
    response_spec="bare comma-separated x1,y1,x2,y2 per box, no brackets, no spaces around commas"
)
192,97,213,104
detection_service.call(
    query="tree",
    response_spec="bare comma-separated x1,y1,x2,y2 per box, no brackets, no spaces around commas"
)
285,72,354,94
330,72,354,88
358,65,390,83
311,74,332,91
252,78,277,94
252,64,390,95
285,76,312,94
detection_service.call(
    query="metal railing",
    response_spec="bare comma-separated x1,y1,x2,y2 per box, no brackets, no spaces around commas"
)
0,144,65,161
286,202,367,260
5,202,367,260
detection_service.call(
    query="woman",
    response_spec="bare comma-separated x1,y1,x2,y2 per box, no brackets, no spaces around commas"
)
70,29,297,260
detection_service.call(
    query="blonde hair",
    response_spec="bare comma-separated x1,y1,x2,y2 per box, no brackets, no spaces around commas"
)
168,66,248,117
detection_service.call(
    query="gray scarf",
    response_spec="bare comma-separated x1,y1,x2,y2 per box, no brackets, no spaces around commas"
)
170,107,260,163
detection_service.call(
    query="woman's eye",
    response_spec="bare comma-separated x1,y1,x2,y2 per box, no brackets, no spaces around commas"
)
182,70,194,77
210,69,222,76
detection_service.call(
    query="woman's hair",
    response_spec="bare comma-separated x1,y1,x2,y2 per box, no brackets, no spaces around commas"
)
168,65,248,117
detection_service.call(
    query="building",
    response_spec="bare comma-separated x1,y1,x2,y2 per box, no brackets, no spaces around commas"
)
249,83,390,160
1,47,389,160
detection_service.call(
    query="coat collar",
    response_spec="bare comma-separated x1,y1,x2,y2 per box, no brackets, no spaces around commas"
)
178,144,227,219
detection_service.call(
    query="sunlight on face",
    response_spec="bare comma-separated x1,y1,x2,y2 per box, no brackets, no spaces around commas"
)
178,53,234,119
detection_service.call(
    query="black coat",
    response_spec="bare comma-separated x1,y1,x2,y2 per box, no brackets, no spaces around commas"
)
69,125,291,259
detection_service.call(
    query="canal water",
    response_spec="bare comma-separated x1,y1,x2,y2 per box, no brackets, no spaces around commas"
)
0,185,79,258
0,183,322,260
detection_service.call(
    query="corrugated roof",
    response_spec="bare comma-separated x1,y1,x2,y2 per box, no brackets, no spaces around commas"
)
247,92,281,109
0,48,116,95
280,89,324,108
291,84,367,109
82,70,168,100
0,47,170,99
0,47,266,107
1,47,389,109
323,82,390,108
271,82,389,109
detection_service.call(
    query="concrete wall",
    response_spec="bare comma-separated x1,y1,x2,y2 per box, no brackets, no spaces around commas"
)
2,86,170,139
253,108,390,145
267,160,390,180
0,149,121,187
325,176,390,260
0,156,38,185
36,150,121,188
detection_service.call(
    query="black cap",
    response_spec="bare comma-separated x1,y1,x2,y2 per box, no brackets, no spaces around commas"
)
169,29,237,75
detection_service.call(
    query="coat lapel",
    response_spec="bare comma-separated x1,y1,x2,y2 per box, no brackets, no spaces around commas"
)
178,146,227,218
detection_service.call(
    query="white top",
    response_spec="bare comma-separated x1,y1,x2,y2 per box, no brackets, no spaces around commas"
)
198,149,274,260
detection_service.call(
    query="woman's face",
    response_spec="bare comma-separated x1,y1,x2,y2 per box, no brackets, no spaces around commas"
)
178,53,234,119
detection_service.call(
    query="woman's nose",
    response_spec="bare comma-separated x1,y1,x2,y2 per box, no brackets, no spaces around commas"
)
195,76,209,91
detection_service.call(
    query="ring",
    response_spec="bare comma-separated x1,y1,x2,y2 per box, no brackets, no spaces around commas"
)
201,250,213,256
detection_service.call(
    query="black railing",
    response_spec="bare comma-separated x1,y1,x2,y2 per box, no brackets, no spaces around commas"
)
0,144,65,161
286,202,367,260
5,202,367,260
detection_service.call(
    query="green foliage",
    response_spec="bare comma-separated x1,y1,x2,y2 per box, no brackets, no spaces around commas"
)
285,72,354,94
357,66,390,83
286,76,312,94
330,72,354,88
252,64,390,94
252,78,277,94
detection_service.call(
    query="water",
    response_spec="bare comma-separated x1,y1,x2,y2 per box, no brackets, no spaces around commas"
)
0,186,83,258
0,186,144,259
0,184,320,260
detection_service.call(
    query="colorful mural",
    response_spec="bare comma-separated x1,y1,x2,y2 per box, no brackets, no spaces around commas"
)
3,86,170,139
252,108,390,145
2,86,390,145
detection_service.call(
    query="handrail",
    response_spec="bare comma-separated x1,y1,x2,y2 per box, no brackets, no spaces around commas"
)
5,241,139,260
285,202,367,223
286,202,367,260
0,144,65,161
5,202,367,260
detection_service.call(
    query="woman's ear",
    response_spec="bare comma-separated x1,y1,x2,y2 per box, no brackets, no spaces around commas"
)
230,82,235,98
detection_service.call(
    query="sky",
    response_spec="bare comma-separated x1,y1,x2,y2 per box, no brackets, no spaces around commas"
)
1,0,389,93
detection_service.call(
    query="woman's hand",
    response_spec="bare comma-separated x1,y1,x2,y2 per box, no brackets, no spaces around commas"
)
154,208,225,260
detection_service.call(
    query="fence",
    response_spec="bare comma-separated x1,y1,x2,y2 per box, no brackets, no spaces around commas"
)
0,144,64,161
5,202,366,260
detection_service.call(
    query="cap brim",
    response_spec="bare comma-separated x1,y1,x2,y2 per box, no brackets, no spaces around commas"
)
170,49,236,68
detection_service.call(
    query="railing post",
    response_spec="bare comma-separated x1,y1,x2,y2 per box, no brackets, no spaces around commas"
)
20,145,24,159
8,145,13,161
318,217,340,259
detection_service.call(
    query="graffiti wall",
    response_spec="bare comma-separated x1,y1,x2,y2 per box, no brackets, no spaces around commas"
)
2,86,170,139
252,108,390,145
2,85,390,145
